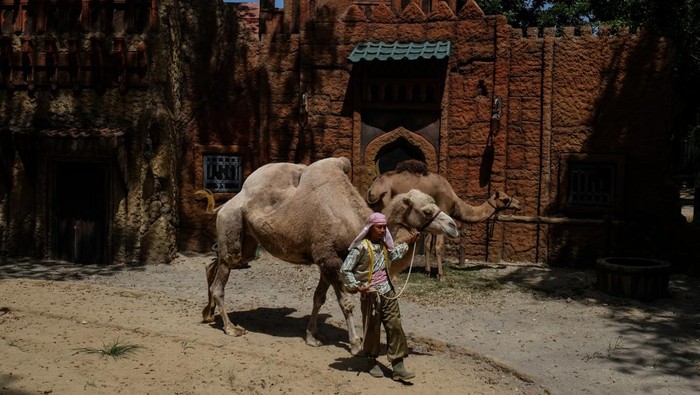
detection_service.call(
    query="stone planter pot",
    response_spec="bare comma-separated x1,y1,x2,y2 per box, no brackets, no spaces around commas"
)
595,257,671,301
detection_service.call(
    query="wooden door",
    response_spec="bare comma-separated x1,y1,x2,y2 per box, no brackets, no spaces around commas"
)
52,161,109,264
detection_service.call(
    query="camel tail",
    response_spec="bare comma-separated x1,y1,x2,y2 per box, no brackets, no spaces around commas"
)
194,188,216,213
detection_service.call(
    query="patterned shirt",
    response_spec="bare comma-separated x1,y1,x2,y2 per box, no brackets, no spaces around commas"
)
341,240,410,295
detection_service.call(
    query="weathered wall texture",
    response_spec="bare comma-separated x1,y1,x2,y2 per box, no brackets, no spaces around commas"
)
178,0,687,267
0,0,691,268
0,0,176,264
0,0,244,264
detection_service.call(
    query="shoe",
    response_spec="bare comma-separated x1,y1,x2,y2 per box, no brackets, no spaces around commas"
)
368,358,383,378
391,359,415,381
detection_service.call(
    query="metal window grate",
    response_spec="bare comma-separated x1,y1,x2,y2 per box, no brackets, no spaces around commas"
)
203,154,242,193
567,162,615,206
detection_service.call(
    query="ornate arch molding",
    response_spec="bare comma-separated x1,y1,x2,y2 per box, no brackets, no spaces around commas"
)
363,127,437,174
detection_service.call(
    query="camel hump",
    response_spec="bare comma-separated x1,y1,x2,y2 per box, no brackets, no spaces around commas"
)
305,156,351,173
395,159,428,176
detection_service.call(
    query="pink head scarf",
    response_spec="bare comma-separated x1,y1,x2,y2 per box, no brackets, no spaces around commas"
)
348,212,395,251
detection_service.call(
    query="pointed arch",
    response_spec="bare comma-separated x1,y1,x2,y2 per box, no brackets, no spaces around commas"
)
364,127,437,178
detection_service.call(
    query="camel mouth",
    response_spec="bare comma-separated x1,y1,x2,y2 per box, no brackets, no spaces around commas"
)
508,198,522,211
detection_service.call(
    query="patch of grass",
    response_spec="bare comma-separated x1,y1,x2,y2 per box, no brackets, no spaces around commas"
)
75,339,142,359
181,340,195,354
1,336,19,348
395,265,504,306
583,336,627,362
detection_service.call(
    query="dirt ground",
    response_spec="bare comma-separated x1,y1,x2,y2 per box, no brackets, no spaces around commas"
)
1,251,699,394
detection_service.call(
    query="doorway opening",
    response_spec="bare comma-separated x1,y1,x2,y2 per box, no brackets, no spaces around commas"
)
375,138,425,174
52,161,110,264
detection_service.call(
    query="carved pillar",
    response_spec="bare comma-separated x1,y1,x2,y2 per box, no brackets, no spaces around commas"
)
112,36,126,93
13,3,23,33
33,0,48,33
124,0,135,32
1,7,17,34
78,0,90,32
0,35,13,89
20,35,34,91
45,38,58,90
90,36,105,91
136,42,147,80
68,35,81,90
149,0,157,31
93,0,113,33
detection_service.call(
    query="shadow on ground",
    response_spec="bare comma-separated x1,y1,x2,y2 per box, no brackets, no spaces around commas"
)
0,257,145,281
465,262,700,384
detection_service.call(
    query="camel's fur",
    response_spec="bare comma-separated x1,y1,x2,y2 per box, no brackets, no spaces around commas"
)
367,159,521,281
201,157,459,354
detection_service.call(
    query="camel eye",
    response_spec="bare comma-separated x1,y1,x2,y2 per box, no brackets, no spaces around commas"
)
423,208,433,217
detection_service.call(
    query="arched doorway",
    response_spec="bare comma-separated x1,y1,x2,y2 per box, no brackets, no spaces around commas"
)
375,138,425,174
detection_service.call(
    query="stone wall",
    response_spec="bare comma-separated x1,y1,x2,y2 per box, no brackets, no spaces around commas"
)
208,0,684,266
3,0,684,267
503,26,682,265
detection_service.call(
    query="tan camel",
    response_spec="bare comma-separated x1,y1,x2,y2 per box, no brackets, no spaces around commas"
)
201,157,459,355
367,159,521,281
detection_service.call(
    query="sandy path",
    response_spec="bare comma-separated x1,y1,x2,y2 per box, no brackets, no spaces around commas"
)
2,251,699,394
0,276,543,394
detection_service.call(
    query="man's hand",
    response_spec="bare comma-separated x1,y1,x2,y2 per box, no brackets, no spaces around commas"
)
405,232,420,245
358,283,371,293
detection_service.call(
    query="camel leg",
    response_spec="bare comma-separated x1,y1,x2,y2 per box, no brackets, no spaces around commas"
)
306,271,330,347
209,261,246,336
436,235,445,282
330,280,361,355
423,234,433,277
202,257,218,322
205,202,256,335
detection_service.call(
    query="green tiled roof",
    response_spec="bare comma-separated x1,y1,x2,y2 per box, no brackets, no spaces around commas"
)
348,41,452,62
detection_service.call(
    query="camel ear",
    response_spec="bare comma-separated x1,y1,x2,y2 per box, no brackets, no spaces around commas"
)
494,191,501,199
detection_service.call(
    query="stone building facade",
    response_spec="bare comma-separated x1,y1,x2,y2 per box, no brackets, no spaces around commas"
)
0,0,693,267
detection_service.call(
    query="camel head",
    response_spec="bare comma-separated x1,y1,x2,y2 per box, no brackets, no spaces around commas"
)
488,191,522,212
391,189,459,239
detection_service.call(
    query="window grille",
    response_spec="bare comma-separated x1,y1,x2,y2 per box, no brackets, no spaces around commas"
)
567,162,615,207
203,154,243,193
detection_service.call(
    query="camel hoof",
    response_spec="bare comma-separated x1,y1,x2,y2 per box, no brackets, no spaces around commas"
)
202,306,215,323
224,326,247,336
305,333,323,347
350,340,363,356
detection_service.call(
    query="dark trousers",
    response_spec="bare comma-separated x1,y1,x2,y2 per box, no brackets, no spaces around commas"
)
360,289,408,363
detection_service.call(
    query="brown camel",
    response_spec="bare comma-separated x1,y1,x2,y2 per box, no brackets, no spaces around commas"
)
200,157,459,355
367,159,521,281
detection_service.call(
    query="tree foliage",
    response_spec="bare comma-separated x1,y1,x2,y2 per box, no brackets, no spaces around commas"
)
478,1,699,95
480,0,700,162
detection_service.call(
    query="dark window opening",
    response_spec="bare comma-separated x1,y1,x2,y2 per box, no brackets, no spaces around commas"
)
567,162,616,206
559,154,624,217
203,154,243,193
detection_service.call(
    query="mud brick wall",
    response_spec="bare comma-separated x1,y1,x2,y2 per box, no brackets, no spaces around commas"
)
503,26,681,265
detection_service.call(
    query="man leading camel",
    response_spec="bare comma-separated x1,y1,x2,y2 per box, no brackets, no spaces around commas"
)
341,212,419,381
